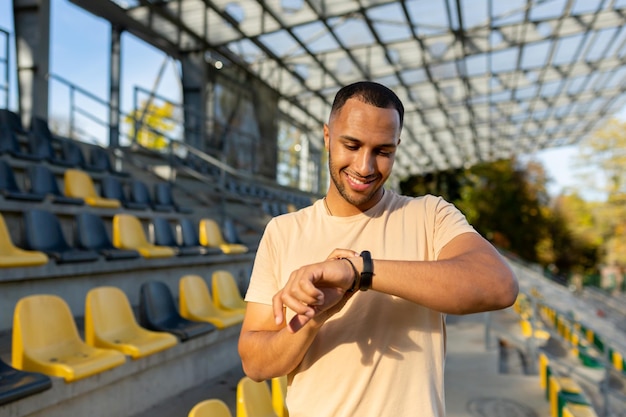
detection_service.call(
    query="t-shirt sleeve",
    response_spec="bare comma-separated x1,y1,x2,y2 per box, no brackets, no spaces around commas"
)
244,219,281,305
430,196,477,259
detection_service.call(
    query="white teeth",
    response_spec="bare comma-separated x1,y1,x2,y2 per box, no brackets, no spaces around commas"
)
348,175,365,185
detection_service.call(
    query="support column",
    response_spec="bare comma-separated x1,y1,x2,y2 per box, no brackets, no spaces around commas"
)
180,51,207,150
108,24,122,147
13,0,50,129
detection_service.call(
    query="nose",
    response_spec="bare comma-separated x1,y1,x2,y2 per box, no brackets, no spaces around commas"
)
354,149,375,177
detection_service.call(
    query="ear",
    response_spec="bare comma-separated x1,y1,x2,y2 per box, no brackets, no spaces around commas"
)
323,124,330,150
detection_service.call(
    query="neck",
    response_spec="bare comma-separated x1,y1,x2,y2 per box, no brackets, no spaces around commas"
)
324,189,385,217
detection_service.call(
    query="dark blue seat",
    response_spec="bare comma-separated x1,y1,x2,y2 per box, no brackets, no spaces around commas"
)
90,147,130,177
138,280,216,342
222,218,244,244
0,160,45,202
154,182,193,214
62,140,103,172
101,175,147,210
179,217,221,255
27,165,84,205
130,179,172,212
0,126,41,161
0,358,52,406
29,118,75,167
75,212,140,260
152,217,204,256
0,109,28,136
23,209,100,263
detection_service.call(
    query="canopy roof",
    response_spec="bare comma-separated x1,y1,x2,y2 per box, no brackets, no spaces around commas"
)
72,0,626,177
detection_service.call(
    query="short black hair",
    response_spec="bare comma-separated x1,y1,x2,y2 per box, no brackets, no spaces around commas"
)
330,81,404,128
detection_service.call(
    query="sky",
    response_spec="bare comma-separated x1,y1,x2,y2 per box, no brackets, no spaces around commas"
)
1,0,625,199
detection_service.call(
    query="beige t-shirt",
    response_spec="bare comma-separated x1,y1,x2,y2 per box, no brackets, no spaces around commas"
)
245,191,477,417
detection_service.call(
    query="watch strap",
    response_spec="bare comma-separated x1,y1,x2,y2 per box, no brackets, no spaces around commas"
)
359,250,373,291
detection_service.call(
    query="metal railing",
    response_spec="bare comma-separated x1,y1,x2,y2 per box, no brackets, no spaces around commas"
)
0,27,10,109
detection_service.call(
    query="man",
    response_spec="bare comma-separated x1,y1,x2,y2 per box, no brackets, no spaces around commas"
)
239,81,518,416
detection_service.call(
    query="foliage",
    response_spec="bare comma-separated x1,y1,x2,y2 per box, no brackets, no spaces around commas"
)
124,100,175,150
576,118,626,267
400,157,599,274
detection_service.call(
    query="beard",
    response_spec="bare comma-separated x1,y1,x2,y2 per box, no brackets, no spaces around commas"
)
328,149,384,210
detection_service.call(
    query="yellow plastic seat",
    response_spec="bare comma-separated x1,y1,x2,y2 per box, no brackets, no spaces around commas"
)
271,376,289,417
563,403,598,417
188,398,233,417
85,286,178,359
12,294,126,382
113,214,175,258
0,213,48,267
212,270,247,313
520,319,550,341
64,169,121,208
198,218,248,254
179,275,244,329
237,376,278,417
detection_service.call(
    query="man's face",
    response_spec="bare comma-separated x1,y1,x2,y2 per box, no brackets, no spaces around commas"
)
324,98,401,214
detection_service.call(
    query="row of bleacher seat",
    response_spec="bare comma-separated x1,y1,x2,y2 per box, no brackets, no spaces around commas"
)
0,109,129,176
0,210,248,266
1,270,244,408
1,159,192,213
512,291,626,417
187,375,287,417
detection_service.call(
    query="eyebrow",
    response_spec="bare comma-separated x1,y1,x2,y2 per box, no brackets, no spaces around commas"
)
338,135,398,150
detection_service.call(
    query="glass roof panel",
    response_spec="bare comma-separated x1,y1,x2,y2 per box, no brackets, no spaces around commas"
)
74,0,626,176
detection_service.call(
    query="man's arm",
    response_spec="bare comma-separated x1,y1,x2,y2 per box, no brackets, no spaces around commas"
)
370,232,518,314
239,250,356,382
276,232,518,331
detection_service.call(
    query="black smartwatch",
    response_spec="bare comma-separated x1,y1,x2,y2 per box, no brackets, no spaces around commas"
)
359,250,373,291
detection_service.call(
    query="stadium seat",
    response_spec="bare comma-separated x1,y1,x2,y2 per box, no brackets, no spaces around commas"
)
138,280,216,341
152,217,204,256
130,179,172,212
29,117,75,167
0,160,45,202
178,217,221,255
112,214,175,258
179,275,244,329
85,286,178,359
0,109,28,136
154,182,193,213
222,217,244,244
101,175,148,210
271,376,289,417
75,212,140,260
236,377,278,417
27,165,84,205
64,169,121,208
62,140,103,172
211,270,246,313
562,403,598,417
23,209,100,263
89,146,131,177
0,126,41,161
199,218,248,254
188,398,233,417
0,357,52,406
0,212,48,267
12,294,126,382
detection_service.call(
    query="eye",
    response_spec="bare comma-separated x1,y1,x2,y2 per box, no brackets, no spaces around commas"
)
345,143,359,151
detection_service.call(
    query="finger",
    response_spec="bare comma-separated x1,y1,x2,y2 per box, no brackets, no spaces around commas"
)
287,312,313,333
272,291,285,326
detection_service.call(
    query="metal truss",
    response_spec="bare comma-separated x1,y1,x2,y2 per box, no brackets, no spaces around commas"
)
71,0,626,177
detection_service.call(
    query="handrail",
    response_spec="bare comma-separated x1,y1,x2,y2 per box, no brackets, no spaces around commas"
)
0,27,10,109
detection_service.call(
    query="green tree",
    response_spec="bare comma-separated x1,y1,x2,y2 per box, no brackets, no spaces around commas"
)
401,158,551,263
576,118,626,267
125,101,175,150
